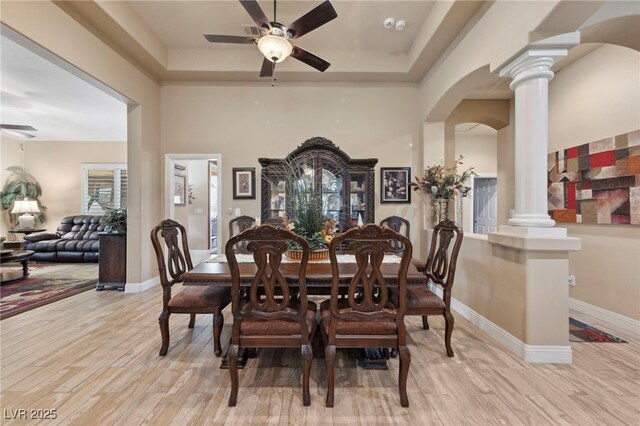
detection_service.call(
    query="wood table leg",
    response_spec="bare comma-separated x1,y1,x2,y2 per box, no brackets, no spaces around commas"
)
219,339,249,369
356,348,390,370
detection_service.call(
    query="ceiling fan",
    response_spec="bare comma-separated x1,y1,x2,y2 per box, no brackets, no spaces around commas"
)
203,0,337,77
0,124,37,139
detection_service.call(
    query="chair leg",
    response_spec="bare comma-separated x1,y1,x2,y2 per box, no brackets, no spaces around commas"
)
398,345,411,407
444,312,455,357
188,313,196,329
213,312,224,357
158,311,170,356
228,344,240,407
325,345,336,408
302,344,313,406
422,315,430,330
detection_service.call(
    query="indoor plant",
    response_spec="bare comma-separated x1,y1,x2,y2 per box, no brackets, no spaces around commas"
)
268,157,336,260
411,155,475,223
100,208,127,233
0,166,47,229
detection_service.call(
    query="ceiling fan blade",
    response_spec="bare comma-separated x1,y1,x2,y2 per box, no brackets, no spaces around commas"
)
0,124,37,131
287,0,337,39
240,0,271,30
260,58,274,77
203,34,256,44
291,46,330,72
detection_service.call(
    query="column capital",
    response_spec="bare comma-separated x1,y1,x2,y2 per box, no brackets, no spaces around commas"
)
499,32,580,89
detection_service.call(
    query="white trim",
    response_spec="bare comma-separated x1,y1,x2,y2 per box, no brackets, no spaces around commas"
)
429,284,572,363
124,275,160,293
569,298,640,339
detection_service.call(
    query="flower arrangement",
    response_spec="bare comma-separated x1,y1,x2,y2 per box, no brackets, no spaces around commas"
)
282,215,336,251
411,155,475,199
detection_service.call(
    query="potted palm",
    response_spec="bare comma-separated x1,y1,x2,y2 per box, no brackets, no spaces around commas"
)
0,166,47,230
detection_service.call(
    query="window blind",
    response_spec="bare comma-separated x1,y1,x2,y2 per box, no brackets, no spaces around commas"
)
81,164,127,214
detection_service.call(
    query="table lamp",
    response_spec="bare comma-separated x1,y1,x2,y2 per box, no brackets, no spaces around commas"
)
11,198,40,229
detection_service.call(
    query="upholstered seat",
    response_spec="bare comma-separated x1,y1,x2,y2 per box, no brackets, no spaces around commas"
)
168,286,232,310
320,299,397,335
389,286,446,313
241,302,317,336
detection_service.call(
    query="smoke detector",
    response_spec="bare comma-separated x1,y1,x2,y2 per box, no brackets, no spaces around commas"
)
383,18,395,29
395,20,406,32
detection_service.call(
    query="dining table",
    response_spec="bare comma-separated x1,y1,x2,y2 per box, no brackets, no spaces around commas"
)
181,254,428,369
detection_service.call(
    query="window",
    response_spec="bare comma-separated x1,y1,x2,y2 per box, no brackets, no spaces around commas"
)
81,164,127,214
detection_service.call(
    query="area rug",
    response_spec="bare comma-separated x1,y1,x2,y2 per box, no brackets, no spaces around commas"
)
569,317,627,343
1,263,98,320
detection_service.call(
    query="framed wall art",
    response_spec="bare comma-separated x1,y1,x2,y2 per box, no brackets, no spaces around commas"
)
233,168,256,200
381,167,411,203
174,174,186,205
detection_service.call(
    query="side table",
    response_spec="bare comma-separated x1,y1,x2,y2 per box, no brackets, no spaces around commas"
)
97,233,127,291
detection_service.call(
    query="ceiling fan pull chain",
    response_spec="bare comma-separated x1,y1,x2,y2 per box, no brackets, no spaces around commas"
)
272,61,277,87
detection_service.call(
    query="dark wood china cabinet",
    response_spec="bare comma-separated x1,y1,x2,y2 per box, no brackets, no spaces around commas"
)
259,137,378,230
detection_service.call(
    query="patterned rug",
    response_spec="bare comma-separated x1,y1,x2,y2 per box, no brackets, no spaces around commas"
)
569,317,627,343
0,263,98,320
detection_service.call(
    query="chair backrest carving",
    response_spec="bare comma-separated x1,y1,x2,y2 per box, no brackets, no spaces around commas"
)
328,224,412,322
225,225,310,336
150,219,193,307
425,219,463,293
379,215,410,253
228,215,256,253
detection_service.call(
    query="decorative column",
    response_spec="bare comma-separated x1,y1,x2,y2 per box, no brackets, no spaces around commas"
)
499,33,579,229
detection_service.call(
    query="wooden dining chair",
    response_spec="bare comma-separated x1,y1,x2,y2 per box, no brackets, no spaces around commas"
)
390,219,463,357
379,215,410,253
322,224,413,407
225,225,316,407
228,215,256,253
151,219,231,357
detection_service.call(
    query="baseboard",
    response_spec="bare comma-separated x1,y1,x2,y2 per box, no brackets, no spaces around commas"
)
429,284,572,364
124,275,160,293
569,298,640,339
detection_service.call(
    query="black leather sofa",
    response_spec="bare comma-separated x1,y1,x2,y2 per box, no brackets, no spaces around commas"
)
24,215,103,263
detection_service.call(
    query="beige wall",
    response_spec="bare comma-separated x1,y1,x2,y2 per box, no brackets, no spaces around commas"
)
2,0,162,284
455,130,498,233
548,44,640,320
161,83,424,256
16,141,125,234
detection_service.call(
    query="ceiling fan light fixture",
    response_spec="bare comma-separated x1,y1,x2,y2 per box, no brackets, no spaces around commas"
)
257,35,292,63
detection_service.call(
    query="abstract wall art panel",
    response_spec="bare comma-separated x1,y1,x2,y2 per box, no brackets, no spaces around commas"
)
548,129,640,225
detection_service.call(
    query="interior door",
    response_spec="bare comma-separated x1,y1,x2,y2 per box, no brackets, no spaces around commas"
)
473,177,497,235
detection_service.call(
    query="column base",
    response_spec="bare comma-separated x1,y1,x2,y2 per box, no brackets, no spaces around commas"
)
488,225,580,251
508,214,556,228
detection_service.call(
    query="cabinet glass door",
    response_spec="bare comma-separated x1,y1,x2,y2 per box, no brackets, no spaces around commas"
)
321,166,343,223
268,176,285,219
349,173,367,227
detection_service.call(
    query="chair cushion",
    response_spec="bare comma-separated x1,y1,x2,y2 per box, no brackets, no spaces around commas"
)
240,301,317,336
320,299,397,336
389,286,446,315
168,286,231,309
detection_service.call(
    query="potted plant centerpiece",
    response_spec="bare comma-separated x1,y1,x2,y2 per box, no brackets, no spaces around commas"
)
411,155,475,225
268,158,335,261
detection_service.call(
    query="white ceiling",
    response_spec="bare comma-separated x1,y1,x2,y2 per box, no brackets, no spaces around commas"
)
0,33,127,142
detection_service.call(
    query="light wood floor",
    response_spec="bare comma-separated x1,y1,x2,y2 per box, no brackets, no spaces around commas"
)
1,285,638,425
